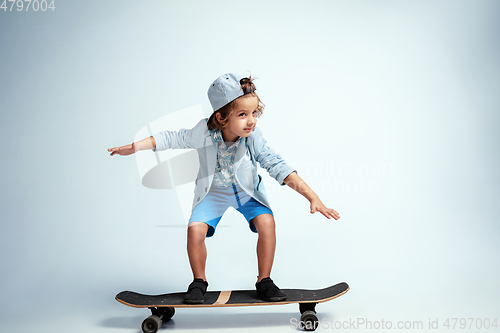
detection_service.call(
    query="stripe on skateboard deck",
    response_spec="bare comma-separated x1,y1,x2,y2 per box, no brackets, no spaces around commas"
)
214,290,232,305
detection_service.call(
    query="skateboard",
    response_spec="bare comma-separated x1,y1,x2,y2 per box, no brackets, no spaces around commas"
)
116,282,349,332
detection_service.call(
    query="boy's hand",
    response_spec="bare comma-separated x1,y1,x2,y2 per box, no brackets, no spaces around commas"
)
108,143,136,156
310,198,340,220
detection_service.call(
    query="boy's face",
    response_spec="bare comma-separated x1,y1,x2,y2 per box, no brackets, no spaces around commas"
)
220,95,259,142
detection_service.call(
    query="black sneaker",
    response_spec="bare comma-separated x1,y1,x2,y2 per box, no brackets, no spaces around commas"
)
255,277,287,302
184,278,208,304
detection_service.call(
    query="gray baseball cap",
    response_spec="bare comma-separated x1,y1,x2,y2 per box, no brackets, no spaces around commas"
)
207,73,244,111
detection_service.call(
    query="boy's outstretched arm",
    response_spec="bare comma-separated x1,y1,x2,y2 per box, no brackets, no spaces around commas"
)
283,172,340,220
108,136,156,156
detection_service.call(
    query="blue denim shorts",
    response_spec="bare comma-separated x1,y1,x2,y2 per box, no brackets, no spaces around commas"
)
188,184,273,237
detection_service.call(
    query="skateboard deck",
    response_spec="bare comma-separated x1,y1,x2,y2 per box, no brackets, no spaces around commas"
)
116,282,349,332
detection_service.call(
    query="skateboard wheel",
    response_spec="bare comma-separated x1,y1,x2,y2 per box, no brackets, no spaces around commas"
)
142,315,162,333
300,310,319,331
162,307,175,321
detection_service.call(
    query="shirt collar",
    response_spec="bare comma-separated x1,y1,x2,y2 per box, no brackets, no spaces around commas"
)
212,129,224,142
211,128,243,148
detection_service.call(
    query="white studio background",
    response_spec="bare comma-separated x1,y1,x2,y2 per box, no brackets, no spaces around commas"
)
1,1,499,332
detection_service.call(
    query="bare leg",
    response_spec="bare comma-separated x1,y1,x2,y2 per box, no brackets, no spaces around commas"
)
251,214,276,283
187,222,209,281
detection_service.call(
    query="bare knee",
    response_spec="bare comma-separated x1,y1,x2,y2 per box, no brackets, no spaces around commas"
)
252,214,276,236
188,222,208,244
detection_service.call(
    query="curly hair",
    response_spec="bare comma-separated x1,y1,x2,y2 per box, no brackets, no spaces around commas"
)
207,76,265,131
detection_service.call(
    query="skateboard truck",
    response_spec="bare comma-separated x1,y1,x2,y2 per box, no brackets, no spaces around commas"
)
142,307,175,333
299,303,319,331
